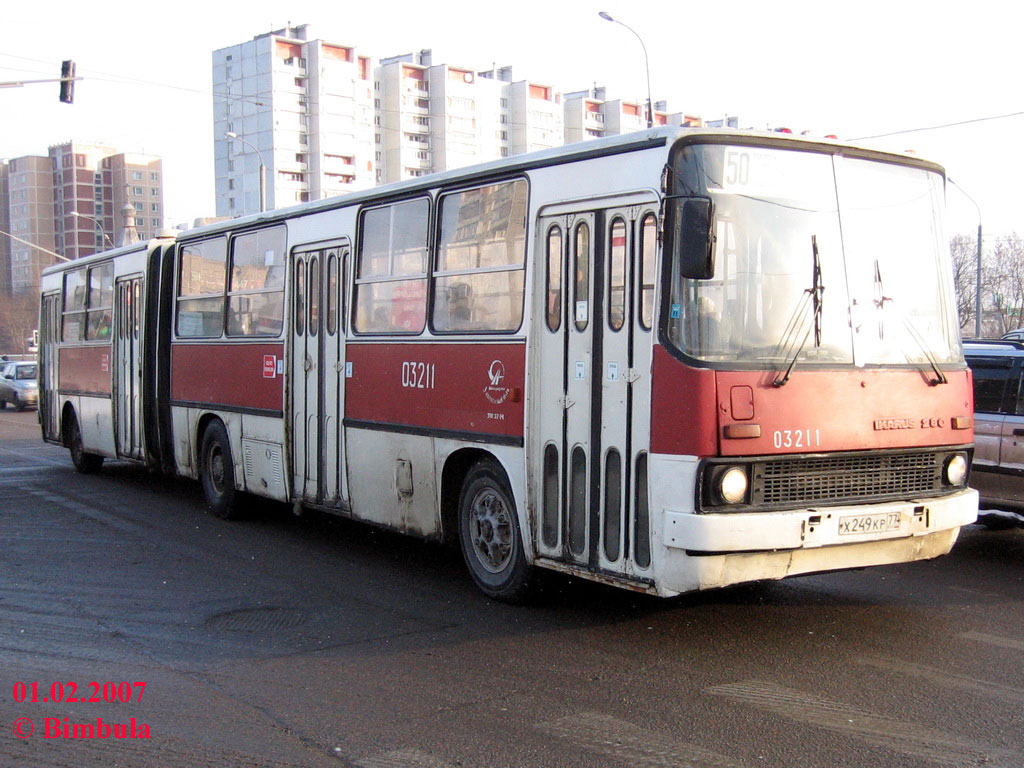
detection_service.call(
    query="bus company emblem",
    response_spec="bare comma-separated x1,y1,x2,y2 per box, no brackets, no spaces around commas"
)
484,360,511,405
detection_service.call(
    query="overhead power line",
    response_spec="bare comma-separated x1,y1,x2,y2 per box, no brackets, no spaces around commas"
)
850,110,1024,140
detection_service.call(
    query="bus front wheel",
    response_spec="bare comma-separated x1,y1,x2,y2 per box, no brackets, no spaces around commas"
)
458,460,534,602
200,421,240,520
66,411,103,474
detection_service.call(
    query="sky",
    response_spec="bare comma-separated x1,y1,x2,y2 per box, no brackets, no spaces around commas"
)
2,1,1021,242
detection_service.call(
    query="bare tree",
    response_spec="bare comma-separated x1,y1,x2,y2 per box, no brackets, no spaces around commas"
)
984,234,1024,337
0,292,39,354
949,233,977,331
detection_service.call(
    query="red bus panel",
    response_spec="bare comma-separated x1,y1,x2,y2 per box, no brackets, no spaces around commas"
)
650,346,973,457
346,342,525,441
650,346,718,457
715,368,973,456
59,345,112,395
171,343,285,414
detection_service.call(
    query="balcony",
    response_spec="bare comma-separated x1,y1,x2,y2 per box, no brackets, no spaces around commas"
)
401,118,430,133
402,153,432,170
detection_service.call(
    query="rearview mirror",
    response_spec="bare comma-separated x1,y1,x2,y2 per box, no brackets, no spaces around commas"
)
666,197,715,280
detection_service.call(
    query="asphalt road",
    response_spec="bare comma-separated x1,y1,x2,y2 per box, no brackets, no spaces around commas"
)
1,408,1022,768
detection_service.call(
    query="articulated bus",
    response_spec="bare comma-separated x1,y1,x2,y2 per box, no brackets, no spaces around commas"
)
39,127,977,601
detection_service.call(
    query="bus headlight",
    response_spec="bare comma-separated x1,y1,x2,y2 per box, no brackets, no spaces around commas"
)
944,453,968,486
718,466,749,504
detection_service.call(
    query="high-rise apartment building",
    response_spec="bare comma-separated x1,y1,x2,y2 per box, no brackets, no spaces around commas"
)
213,24,702,213
0,143,163,294
374,55,569,185
564,89,702,145
376,52,511,185
6,156,56,294
212,24,376,216
48,142,164,262
505,79,564,156
0,161,10,295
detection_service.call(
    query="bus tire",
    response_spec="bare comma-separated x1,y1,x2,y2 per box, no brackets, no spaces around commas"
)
66,411,103,474
458,460,534,602
200,421,240,520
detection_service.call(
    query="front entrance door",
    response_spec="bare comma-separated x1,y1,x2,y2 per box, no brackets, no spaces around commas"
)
533,201,658,578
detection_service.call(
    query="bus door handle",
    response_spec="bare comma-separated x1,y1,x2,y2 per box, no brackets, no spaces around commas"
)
303,356,312,372
1013,428,1024,437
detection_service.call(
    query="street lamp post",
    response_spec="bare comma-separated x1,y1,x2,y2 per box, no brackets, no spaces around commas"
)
598,11,654,129
949,179,983,338
226,131,267,213
70,211,114,249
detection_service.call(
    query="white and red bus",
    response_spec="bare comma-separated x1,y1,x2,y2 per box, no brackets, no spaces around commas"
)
39,128,977,600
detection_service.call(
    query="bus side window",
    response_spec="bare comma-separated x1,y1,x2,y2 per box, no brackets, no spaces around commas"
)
177,238,227,338
85,263,113,340
62,268,87,342
227,226,286,337
353,198,429,334
432,178,528,333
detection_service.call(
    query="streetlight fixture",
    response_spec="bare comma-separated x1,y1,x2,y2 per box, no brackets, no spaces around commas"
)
598,11,654,129
949,179,983,338
226,131,267,213
70,211,114,249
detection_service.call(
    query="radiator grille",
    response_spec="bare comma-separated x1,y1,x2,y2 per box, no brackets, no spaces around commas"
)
752,452,943,506
704,450,958,512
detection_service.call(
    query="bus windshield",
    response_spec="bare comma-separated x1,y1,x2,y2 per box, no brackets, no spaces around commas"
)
665,142,961,369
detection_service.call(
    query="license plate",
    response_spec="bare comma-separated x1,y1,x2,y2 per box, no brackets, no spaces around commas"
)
837,512,901,535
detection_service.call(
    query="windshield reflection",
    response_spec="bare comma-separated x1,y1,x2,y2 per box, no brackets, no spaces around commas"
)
666,143,961,369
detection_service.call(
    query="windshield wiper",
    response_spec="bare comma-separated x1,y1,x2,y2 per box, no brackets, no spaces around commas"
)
873,258,888,339
872,261,947,386
773,235,824,387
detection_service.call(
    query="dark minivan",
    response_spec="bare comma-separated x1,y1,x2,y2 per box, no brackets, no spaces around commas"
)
965,340,1024,520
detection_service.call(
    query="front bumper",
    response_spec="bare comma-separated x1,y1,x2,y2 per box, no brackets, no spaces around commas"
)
665,487,978,554
654,488,978,596
13,390,38,407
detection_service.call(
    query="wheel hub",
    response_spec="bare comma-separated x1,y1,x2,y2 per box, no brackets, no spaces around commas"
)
209,447,225,492
470,489,513,574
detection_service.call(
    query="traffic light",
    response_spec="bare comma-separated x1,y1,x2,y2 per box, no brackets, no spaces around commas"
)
59,60,75,104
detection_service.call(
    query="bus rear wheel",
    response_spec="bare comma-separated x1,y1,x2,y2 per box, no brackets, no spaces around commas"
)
458,460,534,602
66,411,103,474
200,421,241,520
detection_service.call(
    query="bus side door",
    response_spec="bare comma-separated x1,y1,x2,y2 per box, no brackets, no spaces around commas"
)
39,292,61,442
291,245,349,507
533,201,657,580
114,276,145,460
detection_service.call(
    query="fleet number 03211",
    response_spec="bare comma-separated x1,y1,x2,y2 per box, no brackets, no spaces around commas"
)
401,361,436,390
773,429,822,449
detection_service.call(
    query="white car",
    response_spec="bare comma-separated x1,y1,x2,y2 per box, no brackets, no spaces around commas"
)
0,361,38,411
